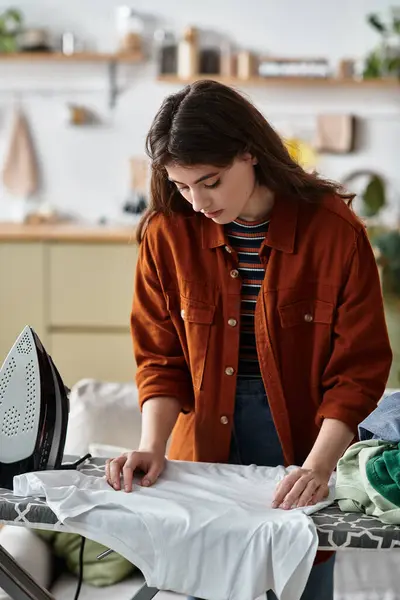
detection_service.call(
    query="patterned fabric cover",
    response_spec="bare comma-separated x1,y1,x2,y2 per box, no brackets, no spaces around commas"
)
0,457,400,550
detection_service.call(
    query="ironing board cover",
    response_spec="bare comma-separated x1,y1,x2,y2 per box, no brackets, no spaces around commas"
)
0,456,399,550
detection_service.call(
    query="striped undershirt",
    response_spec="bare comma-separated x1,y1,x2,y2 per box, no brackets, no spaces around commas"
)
224,216,270,379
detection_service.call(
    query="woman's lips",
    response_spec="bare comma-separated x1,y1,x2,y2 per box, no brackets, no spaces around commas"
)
204,209,223,219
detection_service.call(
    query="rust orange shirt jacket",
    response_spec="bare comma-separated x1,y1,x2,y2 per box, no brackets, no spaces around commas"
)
131,194,392,467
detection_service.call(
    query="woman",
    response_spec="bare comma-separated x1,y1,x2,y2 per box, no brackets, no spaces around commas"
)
106,80,392,600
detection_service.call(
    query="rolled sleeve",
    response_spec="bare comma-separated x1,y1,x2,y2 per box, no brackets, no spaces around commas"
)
317,227,393,433
131,231,194,412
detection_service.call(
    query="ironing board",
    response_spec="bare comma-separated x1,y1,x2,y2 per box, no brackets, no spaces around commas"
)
1,456,400,600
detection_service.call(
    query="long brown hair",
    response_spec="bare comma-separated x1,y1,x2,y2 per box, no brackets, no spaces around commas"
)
137,79,353,242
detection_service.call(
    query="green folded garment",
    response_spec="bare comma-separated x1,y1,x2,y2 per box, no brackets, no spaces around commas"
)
35,530,136,587
366,442,400,508
335,439,400,524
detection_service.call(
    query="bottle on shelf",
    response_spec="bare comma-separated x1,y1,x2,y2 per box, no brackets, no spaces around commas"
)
220,39,236,78
236,50,256,80
177,26,199,79
154,29,178,75
198,30,221,75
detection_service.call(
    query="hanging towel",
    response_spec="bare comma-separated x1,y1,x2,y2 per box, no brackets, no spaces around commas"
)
1,107,39,197
314,114,356,154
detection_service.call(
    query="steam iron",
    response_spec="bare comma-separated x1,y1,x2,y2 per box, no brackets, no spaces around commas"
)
0,326,90,490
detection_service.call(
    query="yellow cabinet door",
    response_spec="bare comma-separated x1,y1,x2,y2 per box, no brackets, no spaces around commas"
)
49,331,136,387
0,242,46,362
49,242,138,328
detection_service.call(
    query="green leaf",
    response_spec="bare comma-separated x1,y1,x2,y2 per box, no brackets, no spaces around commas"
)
363,50,384,78
393,18,400,34
362,175,386,217
5,8,23,24
386,55,400,74
374,231,400,294
367,13,387,34
0,8,23,34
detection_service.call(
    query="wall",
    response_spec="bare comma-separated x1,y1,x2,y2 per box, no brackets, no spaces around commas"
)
0,0,399,223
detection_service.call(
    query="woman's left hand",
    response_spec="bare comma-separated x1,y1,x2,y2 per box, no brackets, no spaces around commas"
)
272,467,330,509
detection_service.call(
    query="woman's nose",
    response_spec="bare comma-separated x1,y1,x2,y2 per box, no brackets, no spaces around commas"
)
191,190,209,213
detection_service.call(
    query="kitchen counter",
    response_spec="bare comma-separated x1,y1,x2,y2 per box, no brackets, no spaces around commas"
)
0,222,138,244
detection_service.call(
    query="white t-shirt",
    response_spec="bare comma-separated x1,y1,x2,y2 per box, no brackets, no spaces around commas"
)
14,460,334,600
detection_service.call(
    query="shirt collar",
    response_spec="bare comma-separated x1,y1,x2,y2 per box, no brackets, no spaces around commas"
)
200,195,298,254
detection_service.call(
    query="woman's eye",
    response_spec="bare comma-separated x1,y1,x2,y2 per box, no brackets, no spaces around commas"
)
177,186,189,193
204,179,221,189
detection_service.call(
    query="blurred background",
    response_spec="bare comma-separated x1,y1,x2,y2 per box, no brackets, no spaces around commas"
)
1,0,400,223
0,2,400,599
0,0,399,391
0,0,399,384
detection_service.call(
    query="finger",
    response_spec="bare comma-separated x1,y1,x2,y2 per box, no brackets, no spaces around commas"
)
109,455,127,490
105,459,113,486
272,471,306,508
321,484,330,499
122,454,142,492
279,474,314,509
305,488,321,507
310,484,329,505
105,456,118,473
140,458,165,488
295,480,319,508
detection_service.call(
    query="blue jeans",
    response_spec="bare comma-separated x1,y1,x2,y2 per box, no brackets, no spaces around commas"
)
189,378,335,600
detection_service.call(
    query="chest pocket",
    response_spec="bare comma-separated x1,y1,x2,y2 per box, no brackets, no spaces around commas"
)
167,294,215,390
278,299,334,328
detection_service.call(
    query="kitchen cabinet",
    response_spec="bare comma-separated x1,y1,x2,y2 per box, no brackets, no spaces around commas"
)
0,224,138,386
49,244,135,328
0,242,46,357
50,331,134,385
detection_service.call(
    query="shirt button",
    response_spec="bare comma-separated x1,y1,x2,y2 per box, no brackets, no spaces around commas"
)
228,318,237,327
180,309,185,319
304,313,313,323
230,269,239,279
224,245,232,253
220,415,229,425
225,366,235,376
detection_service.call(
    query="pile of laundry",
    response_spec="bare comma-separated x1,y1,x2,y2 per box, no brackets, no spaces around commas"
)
336,391,400,524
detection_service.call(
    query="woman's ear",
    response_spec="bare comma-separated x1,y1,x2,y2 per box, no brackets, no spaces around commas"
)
241,152,258,165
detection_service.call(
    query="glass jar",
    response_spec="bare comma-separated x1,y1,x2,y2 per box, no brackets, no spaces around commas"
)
116,6,143,53
154,29,177,75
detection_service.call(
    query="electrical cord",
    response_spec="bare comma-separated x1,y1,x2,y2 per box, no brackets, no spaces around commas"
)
73,536,86,600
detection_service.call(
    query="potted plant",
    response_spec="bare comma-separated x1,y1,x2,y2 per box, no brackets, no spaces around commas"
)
363,7,400,78
0,8,23,53
342,170,400,296
374,229,400,296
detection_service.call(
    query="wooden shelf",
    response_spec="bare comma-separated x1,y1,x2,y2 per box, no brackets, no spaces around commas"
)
158,74,400,88
0,51,143,63
0,51,143,107
0,222,137,243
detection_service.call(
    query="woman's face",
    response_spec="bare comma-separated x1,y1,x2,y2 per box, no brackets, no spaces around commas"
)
165,154,258,224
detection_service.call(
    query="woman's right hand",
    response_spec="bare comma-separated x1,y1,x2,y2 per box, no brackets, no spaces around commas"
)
105,448,166,493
